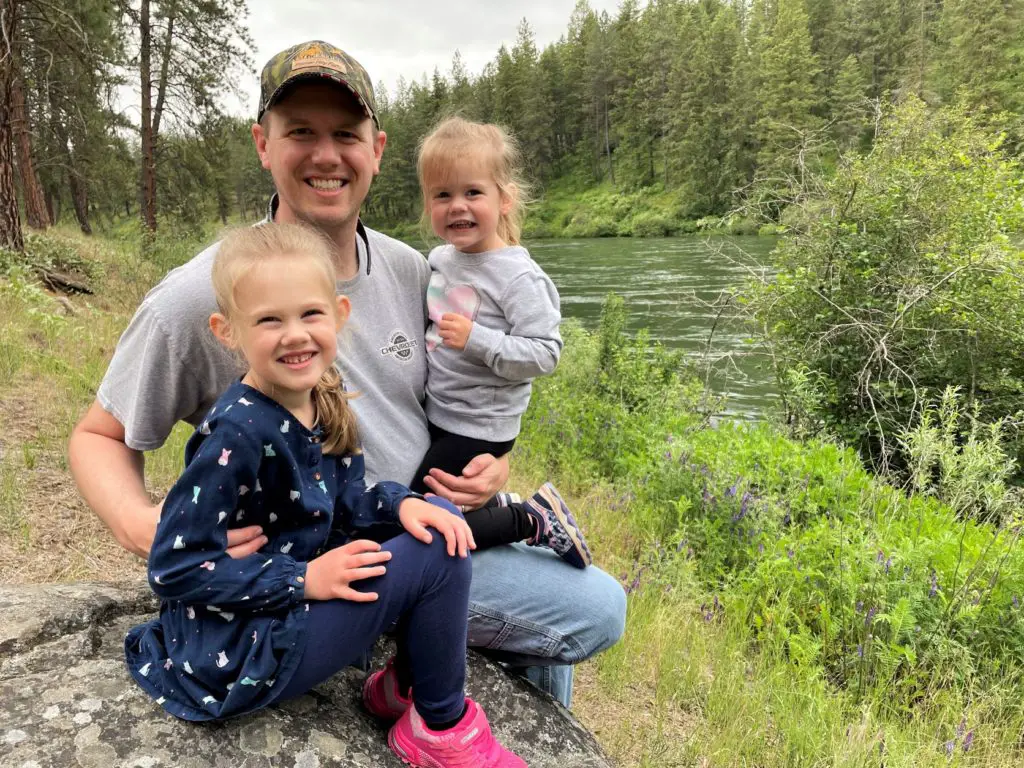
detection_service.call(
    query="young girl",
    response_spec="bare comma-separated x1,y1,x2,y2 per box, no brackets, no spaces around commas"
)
411,116,593,569
124,223,525,768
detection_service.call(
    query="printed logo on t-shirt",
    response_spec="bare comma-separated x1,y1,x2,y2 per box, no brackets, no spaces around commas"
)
379,330,418,362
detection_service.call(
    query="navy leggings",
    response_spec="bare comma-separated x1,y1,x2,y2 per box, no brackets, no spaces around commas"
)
273,498,471,723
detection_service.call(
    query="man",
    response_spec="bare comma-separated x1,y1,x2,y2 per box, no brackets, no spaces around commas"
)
69,40,626,708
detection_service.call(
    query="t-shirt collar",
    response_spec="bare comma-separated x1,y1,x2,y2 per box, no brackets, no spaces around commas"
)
266,193,372,275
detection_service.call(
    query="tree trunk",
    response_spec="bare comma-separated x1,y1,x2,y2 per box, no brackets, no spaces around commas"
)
139,0,158,232
44,185,55,223
10,72,50,229
0,0,23,252
152,1,177,139
69,169,91,235
603,100,615,186
48,87,90,233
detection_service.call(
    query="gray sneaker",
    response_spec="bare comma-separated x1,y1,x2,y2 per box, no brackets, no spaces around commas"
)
524,483,593,569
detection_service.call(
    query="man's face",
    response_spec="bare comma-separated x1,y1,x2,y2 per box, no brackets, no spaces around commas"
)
253,81,386,234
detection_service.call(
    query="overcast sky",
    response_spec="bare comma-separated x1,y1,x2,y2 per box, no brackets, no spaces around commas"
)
231,0,626,117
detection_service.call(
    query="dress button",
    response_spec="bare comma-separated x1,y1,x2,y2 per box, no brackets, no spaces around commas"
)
312,436,320,444
297,576,304,583
314,472,321,481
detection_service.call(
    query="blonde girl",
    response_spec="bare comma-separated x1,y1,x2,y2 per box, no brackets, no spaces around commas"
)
411,116,592,570
125,222,525,767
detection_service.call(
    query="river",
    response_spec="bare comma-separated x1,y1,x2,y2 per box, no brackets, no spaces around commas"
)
528,236,778,419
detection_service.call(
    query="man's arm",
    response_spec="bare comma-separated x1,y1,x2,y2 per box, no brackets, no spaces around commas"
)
68,401,265,560
422,452,510,511
69,401,158,558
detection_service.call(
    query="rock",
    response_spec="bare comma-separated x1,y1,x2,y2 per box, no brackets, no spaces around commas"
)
0,582,612,767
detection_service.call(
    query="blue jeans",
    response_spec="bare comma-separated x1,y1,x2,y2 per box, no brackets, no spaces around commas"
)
466,542,627,707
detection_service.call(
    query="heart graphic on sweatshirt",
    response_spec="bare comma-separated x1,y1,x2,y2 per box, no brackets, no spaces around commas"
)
425,275,482,351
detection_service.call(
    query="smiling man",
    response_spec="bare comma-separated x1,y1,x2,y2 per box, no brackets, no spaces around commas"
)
69,40,626,709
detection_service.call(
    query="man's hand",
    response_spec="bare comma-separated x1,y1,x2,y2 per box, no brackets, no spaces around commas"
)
422,452,510,511
131,500,266,559
398,497,475,557
226,525,268,558
305,539,392,601
438,313,472,350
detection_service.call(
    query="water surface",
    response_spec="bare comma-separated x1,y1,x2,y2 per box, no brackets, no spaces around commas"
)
528,236,778,418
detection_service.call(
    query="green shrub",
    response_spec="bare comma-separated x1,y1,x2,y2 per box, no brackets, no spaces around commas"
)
629,211,677,238
747,98,1024,478
520,295,1024,712
1,232,97,279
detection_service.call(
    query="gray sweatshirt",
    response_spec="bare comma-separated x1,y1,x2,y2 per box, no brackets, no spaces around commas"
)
424,244,563,441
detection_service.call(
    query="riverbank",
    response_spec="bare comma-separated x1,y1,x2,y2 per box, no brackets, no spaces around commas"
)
2,228,1023,766
370,179,782,246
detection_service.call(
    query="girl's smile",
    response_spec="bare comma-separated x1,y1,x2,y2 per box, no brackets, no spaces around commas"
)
211,254,349,419
427,159,512,254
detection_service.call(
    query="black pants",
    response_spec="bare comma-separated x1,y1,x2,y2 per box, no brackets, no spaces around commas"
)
408,423,534,550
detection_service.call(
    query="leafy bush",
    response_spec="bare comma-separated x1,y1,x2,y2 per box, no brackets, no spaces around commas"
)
1,232,97,279
518,294,704,494
747,98,1024,477
520,296,1024,709
629,211,677,237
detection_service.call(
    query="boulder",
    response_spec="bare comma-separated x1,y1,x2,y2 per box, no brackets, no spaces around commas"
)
0,582,612,768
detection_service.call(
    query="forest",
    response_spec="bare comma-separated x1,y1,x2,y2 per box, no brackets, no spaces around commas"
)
1,0,1021,244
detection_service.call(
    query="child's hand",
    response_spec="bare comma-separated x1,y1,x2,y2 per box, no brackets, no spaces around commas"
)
399,497,476,557
305,539,392,602
438,313,472,350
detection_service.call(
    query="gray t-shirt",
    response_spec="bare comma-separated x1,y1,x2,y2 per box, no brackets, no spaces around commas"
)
424,244,562,442
97,227,432,485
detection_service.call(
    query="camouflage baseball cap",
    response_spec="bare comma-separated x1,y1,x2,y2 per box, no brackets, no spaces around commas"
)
258,41,378,127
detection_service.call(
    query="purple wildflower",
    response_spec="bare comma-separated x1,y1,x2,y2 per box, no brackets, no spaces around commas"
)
626,567,644,594
1013,595,1020,609
876,550,885,564
963,731,974,752
758,542,765,554
884,557,892,575
929,570,939,598
856,600,864,613
787,549,795,559
864,606,877,627
956,718,966,739
726,479,739,498
664,450,672,460
857,644,864,658
945,740,955,757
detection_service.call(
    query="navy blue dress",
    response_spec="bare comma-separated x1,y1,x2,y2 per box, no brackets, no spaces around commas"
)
125,381,414,721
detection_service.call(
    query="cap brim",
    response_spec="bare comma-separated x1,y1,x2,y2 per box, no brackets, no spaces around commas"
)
260,72,377,125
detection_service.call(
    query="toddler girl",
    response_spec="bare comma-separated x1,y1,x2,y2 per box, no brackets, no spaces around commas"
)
124,223,524,767
411,116,592,569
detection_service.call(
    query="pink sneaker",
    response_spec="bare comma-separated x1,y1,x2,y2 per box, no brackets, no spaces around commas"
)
388,697,526,767
362,657,411,720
